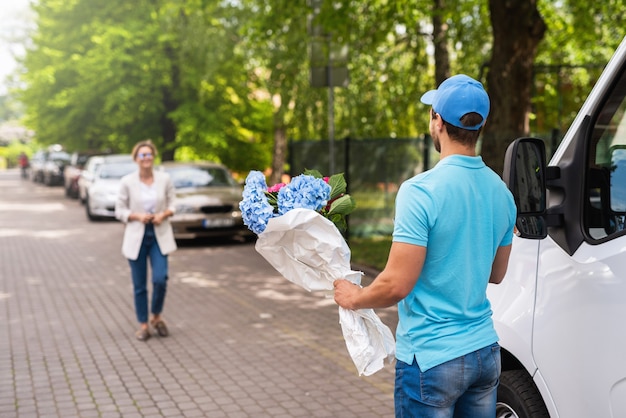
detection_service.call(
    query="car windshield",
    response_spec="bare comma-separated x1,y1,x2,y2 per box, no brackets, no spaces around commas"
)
97,163,136,179
166,166,237,188
49,152,70,162
76,154,94,165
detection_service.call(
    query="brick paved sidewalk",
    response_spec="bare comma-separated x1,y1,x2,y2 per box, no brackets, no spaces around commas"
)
0,169,397,418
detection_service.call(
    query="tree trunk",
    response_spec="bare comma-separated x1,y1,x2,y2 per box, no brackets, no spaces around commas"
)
481,0,546,175
270,118,287,185
432,0,450,86
160,45,179,162
160,95,177,161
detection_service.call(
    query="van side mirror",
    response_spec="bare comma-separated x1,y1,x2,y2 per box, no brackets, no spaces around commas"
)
502,138,548,239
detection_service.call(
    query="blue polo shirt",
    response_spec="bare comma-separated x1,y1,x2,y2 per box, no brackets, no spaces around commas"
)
393,155,516,371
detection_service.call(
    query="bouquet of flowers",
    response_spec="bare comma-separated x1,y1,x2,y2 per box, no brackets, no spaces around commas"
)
240,170,395,376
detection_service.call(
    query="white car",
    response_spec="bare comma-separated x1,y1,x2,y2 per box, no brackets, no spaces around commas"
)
85,160,136,221
78,154,132,203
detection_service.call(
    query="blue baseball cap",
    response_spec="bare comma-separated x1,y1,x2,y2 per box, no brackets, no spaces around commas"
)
420,74,490,131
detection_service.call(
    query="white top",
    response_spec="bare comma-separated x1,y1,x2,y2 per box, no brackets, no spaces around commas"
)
140,182,157,214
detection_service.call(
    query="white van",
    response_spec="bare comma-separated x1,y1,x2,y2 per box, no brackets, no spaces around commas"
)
492,36,626,417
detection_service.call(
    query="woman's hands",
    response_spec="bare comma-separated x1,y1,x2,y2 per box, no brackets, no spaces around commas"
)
132,213,154,224
151,212,167,225
131,210,172,225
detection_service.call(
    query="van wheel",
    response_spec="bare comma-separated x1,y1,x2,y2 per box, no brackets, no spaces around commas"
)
496,370,549,418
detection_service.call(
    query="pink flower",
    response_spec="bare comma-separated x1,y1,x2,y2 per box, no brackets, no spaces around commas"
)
267,183,286,193
323,177,329,183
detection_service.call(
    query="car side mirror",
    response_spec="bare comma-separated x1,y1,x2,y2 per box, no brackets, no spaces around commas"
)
502,137,548,239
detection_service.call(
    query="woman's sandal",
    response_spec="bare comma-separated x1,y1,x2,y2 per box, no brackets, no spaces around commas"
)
135,328,151,341
151,320,169,337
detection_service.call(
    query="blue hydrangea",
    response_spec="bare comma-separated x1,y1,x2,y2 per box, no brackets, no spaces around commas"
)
277,174,331,215
239,171,275,235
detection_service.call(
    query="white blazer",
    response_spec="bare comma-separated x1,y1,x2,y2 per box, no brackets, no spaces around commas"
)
115,170,177,260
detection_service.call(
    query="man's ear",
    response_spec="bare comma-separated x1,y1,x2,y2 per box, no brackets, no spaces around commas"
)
433,116,445,133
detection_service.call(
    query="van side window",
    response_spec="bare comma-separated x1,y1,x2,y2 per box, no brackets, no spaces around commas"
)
587,68,626,239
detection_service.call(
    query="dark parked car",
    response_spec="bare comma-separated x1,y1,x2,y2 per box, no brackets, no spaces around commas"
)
42,150,71,186
160,161,252,241
29,150,47,183
64,151,101,198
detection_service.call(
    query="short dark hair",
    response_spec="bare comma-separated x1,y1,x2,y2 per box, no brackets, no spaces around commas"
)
442,112,483,146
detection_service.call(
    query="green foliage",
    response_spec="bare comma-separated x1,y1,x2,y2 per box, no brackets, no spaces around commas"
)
13,0,626,175
0,96,23,123
19,0,274,165
532,1,626,137
349,236,392,272
0,141,35,168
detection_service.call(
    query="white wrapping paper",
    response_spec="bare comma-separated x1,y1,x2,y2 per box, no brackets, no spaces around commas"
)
255,208,395,376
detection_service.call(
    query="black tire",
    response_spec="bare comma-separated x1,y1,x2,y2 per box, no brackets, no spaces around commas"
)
496,370,550,418
85,196,98,221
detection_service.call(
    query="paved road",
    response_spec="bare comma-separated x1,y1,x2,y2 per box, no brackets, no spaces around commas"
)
0,169,398,418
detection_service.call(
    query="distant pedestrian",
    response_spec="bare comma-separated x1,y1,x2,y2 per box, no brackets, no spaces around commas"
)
334,74,517,417
18,152,29,179
115,140,177,341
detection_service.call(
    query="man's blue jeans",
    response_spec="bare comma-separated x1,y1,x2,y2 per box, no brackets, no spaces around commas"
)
395,343,501,418
128,224,168,324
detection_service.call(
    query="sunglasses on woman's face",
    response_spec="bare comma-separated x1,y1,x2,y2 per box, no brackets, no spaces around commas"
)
138,152,153,159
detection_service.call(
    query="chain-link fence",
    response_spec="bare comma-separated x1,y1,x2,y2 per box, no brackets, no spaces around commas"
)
288,132,563,239
289,136,435,238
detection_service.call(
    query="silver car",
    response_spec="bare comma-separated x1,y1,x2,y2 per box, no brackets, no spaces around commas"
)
85,160,137,221
160,162,252,241
78,154,133,203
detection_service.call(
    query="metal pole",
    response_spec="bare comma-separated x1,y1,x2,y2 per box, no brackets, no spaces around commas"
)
423,134,430,171
344,136,350,242
329,84,335,175
328,39,335,175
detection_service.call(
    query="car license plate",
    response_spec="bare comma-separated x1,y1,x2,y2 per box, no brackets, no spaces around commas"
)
202,218,235,228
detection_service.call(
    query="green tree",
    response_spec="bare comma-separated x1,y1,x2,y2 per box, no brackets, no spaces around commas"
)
531,1,626,147
19,0,273,169
16,0,626,177
237,0,318,184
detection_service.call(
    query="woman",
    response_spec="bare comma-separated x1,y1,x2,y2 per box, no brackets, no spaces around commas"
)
115,140,177,341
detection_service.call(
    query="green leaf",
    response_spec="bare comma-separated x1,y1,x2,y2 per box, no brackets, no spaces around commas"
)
328,194,355,216
264,191,278,210
329,214,347,233
328,173,347,199
303,169,323,178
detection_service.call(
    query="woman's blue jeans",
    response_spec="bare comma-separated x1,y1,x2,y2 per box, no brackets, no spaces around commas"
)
128,224,168,324
394,343,501,418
